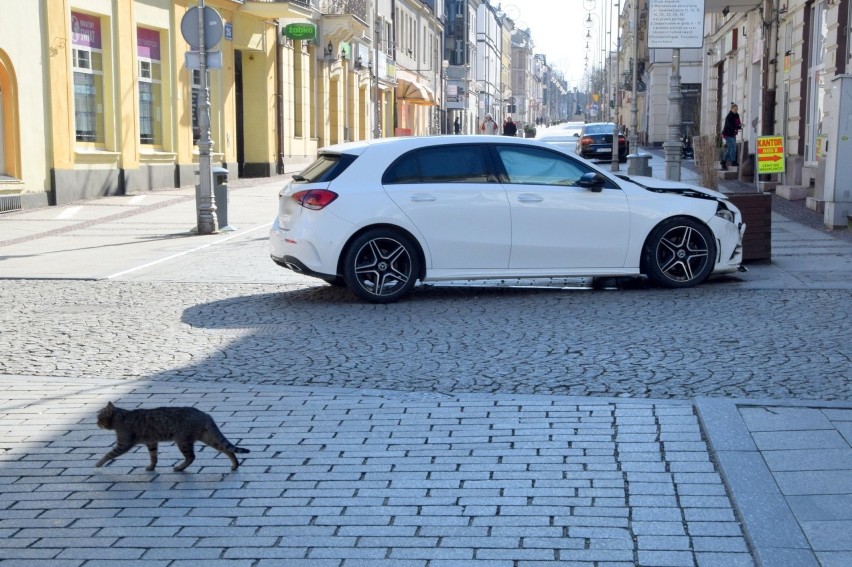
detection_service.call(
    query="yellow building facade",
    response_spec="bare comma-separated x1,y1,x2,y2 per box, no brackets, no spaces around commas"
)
0,0,440,211
0,0,322,209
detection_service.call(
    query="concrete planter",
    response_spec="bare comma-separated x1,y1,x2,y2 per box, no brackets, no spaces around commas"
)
727,192,772,262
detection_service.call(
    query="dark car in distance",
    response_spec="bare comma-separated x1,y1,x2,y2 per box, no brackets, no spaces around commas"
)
576,122,628,163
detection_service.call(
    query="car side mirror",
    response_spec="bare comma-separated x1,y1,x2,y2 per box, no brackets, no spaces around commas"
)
573,133,579,137
577,172,605,193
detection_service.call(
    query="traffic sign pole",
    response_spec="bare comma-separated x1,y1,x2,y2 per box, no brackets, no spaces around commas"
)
195,0,217,234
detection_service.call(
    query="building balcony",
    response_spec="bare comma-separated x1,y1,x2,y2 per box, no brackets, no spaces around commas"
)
320,0,369,47
320,0,368,21
240,0,316,18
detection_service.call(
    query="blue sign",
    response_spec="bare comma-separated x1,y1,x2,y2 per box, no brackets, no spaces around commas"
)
224,23,232,41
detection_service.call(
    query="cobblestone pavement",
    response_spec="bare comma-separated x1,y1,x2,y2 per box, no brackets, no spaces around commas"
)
1,277,849,400
0,375,753,567
1,161,850,565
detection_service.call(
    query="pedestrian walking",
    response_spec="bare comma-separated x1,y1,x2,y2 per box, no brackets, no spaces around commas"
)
453,116,461,135
721,103,742,170
502,116,517,137
480,114,499,135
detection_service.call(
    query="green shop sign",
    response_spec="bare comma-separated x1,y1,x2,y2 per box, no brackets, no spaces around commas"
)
283,23,316,40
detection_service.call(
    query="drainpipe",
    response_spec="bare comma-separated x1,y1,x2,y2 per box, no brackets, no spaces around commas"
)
275,20,285,174
761,0,778,135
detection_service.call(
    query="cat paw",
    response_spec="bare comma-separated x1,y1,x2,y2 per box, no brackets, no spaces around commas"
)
145,465,156,471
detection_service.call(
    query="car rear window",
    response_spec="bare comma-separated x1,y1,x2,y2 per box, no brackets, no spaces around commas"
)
584,124,613,135
295,153,357,183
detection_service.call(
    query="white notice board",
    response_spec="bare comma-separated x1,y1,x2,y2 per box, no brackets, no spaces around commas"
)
648,0,705,49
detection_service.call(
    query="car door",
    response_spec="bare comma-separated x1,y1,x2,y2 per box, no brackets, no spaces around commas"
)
493,144,631,269
382,144,511,270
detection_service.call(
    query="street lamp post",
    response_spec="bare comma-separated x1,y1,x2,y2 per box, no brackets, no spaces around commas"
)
610,0,621,172
628,0,639,158
194,0,217,234
372,1,382,138
441,59,450,134
663,48,683,180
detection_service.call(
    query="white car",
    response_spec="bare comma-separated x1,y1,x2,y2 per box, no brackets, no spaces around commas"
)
270,136,745,303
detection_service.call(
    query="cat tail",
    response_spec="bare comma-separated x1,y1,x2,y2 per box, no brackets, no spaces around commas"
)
205,423,250,454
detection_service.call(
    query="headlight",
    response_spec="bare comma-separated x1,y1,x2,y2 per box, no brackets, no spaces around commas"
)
715,205,735,223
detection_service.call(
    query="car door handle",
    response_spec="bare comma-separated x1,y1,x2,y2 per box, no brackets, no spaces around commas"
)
410,193,437,202
517,193,543,203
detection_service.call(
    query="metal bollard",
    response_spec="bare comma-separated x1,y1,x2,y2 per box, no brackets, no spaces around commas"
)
212,167,235,231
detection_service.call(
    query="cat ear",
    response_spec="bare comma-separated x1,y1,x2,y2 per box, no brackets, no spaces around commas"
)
107,401,114,409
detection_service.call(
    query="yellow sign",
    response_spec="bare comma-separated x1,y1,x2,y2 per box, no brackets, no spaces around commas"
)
756,136,785,174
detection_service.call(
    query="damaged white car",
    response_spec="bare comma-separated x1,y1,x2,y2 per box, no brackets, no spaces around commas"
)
270,136,746,303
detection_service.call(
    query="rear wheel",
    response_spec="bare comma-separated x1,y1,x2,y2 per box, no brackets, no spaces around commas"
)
643,217,716,288
343,229,420,303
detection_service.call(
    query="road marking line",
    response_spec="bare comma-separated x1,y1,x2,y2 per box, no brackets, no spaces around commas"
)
104,222,272,280
56,206,82,219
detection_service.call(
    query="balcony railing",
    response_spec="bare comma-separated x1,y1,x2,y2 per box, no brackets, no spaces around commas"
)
320,0,368,21
252,0,313,6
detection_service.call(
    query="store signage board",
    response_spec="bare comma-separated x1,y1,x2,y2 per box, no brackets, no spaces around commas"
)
648,0,705,49
756,136,785,174
283,23,316,40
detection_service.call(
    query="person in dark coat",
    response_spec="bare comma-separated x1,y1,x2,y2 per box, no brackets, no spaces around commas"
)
721,103,742,170
453,116,461,135
502,116,517,136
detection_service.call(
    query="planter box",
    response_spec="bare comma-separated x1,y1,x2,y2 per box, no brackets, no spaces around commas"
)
727,192,772,262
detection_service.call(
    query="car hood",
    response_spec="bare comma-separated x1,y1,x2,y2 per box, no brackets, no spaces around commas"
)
620,175,728,201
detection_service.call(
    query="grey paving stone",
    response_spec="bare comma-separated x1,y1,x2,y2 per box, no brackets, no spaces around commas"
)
753,546,820,567
774,470,852,495
799,520,852,552
636,535,691,550
695,551,756,566
815,551,852,567
786,494,852,521
739,406,835,431
751,430,849,451
636,550,696,566
761,448,852,471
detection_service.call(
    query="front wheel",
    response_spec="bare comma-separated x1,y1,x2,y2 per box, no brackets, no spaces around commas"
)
343,229,420,303
643,218,716,288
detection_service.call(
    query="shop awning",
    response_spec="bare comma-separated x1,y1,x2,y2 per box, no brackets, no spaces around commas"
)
396,79,435,106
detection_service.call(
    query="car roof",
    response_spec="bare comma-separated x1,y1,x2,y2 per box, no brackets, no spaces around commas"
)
317,135,560,156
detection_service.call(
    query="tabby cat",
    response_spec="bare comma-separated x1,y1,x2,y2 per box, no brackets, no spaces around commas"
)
95,402,250,472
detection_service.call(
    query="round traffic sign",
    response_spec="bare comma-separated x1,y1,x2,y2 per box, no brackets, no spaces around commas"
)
181,6,224,50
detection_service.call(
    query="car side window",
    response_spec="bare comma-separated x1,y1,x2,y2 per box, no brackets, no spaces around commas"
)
495,145,592,186
383,145,491,184
383,153,420,184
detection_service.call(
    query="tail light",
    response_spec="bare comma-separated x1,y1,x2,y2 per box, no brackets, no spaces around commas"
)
579,136,594,146
292,189,338,210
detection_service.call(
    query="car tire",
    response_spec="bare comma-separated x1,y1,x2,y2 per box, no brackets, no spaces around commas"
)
643,217,716,288
343,229,420,303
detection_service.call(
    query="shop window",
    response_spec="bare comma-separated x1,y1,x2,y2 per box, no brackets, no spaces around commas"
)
71,12,105,144
137,28,162,146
